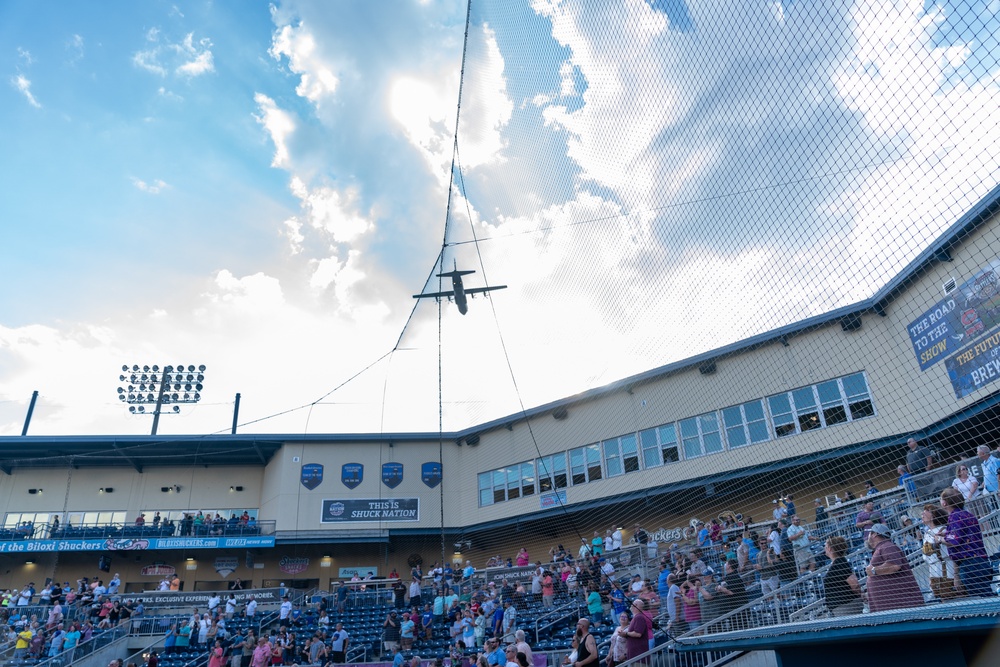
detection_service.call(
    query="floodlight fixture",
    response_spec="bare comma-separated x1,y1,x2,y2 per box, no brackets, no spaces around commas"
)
117,363,207,435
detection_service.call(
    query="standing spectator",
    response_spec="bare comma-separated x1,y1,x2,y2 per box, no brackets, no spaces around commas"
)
605,613,629,667
591,532,604,557
245,597,257,619
940,487,992,597
952,464,981,501
786,516,817,574
335,581,349,613
977,445,1000,495
921,504,957,600
854,502,882,542
572,618,598,667
906,437,934,474
623,601,649,661
664,574,682,632
251,638,271,667
864,524,924,611
382,611,400,656
209,640,226,667
756,536,780,597
863,481,879,496
541,571,555,609
408,577,423,609
330,622,349,663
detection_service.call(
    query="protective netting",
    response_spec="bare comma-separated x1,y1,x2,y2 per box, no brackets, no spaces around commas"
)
397,0,1000,635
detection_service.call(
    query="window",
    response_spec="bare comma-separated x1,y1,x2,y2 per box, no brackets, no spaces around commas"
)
537,453,568,493
842,373,875,419
722,399,770,448
479,472,494,507
640,424,680,467
767,393,796,438
792,387,821,432
570,444,602,485
3,512,55,530
767,373,875,439
603,435,639,477
680,412,724,458
520,462,536,496
506,466,522,500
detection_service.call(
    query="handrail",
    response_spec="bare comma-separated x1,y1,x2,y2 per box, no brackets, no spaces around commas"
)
533,600,582,644
32,620,132,667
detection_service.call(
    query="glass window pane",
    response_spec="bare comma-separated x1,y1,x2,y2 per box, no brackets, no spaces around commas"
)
768,394,791,417
480,489,493,506
722,406,744,429
683,436,702,459
748,420,770,443
842,373,869,399
586,444,602,464
621,433,638,455
507,467,520,485
570,448,585,468
492,470,505,487
816,380,842,405
493,488,506,503
552,453,567,473
798,411,821,431
703,431,723,454
639,428,660,468
478,472,491,490
744,400,765,422
658,424,678,446
680,418,699,439
606,456,623,477
727,426,748,448
792,387,816,411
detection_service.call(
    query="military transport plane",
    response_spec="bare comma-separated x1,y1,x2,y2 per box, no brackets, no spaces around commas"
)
413,262,507,315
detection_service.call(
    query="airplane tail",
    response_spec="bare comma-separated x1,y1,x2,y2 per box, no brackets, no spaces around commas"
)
436,270,475,278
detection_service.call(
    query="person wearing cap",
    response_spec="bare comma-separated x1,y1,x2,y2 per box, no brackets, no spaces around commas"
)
864,523,923,612
629,574,644,595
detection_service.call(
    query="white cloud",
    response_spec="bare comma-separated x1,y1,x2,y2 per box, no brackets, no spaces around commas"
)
253,93,296,168
17,47,33,65
269,23,340,107
131,177,170,194
290,176,373,244
174,33,214,77
11,74,40,108
133,30,213,78
66,34,84,63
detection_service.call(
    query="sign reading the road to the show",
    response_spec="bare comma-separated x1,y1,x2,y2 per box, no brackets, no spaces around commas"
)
907,259,1000,370
945,327,1000,398
321,498,419,522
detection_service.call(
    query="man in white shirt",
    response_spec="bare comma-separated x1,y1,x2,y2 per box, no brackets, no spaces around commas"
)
244,597,257,618
107,574,121,596
279,596,292,622
611,527,623,551
225,595,238,618
208,593,222,614
578,539,592,560
629,574,644,594
664,573,681,627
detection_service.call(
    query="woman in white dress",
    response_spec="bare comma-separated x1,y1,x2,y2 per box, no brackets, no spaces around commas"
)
921,504,957,600
604,613,629,667
952,464,980,501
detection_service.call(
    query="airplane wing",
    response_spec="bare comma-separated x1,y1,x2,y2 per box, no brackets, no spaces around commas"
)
413,291,454,299
464,285,508,295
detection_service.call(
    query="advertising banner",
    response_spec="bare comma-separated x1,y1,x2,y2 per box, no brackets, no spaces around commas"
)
945,327,1000,398
0,535,276,553
118,587,283,608
321,498,419,523
907,259,1000,370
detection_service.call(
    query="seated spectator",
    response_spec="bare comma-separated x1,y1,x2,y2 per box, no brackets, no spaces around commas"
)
864,524,923,612
863,480,879,496
823,536,862,616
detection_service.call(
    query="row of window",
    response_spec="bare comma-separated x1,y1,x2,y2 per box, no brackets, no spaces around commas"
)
3,508,261,529
479,372,874,507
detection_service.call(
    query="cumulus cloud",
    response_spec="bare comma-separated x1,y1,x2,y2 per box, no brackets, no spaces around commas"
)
174,33,214,76
269,22,340,106
11,74,40,108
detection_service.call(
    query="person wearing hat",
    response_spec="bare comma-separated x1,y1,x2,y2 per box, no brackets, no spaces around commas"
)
864,523,923,612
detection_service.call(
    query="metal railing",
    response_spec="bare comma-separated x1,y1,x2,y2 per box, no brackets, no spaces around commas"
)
32,621,132,667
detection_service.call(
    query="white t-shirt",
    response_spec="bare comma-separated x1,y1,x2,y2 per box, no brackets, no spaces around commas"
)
246,600,257,617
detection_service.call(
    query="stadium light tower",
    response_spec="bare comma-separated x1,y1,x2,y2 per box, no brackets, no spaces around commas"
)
117,364,207,435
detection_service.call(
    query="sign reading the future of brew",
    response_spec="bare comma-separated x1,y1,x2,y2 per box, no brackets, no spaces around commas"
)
321,498,419,523
342,463,363,489
906,259,1000,370
945,327,1000,398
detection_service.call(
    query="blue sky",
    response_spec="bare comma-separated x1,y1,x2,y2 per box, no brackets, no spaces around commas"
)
2,0,999,437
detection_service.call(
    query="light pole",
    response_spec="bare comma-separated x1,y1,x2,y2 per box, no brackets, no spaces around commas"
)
117,364,207,435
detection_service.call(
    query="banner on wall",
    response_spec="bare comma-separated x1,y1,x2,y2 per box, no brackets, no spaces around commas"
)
421,462,442,488
279,556,310,574
214,557,239,577
338,566,379,578
906,259,1000,370
301,463,324,490
140,564,176,576
321,498,419,523
342,463,363,489
382,462,403,489
945,327,1000,398
0,535,276,553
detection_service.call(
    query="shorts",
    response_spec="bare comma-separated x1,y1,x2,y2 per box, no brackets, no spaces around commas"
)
793,549,814,570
